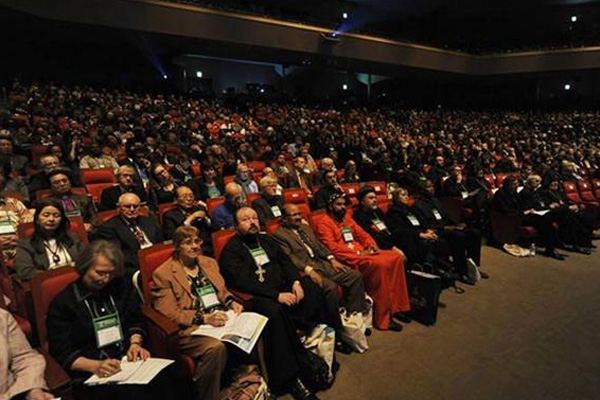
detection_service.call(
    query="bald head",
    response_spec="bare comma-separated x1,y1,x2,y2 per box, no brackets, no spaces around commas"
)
225,182,244,208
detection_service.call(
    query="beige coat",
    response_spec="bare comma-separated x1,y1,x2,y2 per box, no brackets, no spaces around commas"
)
151,256,234,337
0,309,47,399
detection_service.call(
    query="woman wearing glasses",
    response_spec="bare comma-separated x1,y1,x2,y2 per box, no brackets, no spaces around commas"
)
152,225,247,400
14,199,83,281
47,241,180,400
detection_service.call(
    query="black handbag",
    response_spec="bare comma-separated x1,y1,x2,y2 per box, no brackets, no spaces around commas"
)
298,348,336,392
406,269,443,326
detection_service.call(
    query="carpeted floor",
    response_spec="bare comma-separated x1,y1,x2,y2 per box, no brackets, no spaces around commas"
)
288,244,600,400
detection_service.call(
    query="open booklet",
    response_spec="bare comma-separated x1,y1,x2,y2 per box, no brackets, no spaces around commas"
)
192,310,268,354
84,357,174,386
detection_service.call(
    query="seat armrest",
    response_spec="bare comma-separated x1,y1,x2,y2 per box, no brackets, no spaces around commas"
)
142,305,178,335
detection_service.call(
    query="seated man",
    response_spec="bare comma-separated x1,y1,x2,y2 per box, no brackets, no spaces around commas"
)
252,176,285,226
95,193,164,275
233,163,258,197
98,165,149,212
313,157,335,187
163,186,214,256
28,154,62,199
220,207,342,400
212,182,245,230
414,180,484,282
0,308,52,400
286,156,314,200
315,193,411,331
47,168,97,232
273,203,367,331
352,186,421,267
313,170,343,211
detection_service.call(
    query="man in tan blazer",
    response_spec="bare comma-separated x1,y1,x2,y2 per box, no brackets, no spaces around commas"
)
272,204,367,315
0,308,53,400
151,226,242,400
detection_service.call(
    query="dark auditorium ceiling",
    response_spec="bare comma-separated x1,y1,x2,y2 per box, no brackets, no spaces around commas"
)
178,0,600,53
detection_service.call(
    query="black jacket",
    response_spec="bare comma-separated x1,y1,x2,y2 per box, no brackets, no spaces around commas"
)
352,208,395,249
220,234,300,300
95,215,164,274
162,206,214,255
252,195,284,226
98,185,149,212
47,277,145,380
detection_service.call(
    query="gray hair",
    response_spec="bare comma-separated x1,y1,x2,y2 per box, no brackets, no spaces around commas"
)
75,240,125,277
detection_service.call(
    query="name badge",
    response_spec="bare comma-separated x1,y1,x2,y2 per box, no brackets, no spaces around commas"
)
407,214,420,226
271,206,282,217
0,220,16,234
461,191,469,199
341,227,354,242
432,209,443,220
93,314,123,349
250,247,270,266
65,209,82,217
373,218,387,231
197,284,221,310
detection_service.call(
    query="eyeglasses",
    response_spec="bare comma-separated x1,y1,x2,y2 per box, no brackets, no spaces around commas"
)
181,238,203,246
121,204,140,209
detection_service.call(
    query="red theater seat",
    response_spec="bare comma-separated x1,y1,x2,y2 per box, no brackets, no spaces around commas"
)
283,188,309,204
247,161,267,172
18,216,89,244
35,187,87,202
207,197,226,217
80,168,117,185
212,229,236,261
86,183,117,204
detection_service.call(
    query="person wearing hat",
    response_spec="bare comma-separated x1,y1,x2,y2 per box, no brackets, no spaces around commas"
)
353,186,421,271
313,170,343,211
315,192,411,331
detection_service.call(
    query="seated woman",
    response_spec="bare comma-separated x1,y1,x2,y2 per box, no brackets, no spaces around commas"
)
195,162,224,202
149,163,180,206
14,199,83,281
151,226,246,400
46,241,180,400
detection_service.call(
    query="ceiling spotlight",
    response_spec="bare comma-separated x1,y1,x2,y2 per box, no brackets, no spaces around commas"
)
260,88,265,93
342,84,348,90
162,74,168,80
342,12,348,20
571,15,578,22
196,71,203,78
564,84,571,90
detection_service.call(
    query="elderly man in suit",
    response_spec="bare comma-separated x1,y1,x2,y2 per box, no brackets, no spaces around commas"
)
272,204,366,317
0,308,53,400
98,165,149,212
95,193,164,275
47,168,97,232
163,186,214,255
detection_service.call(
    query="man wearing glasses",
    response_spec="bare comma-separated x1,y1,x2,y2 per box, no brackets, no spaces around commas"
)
96,193,164,275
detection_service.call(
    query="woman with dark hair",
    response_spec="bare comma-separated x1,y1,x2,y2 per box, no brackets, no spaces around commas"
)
14,199,83,280
47,241,180,400
148,163,180,205
195,162,224,201
152,226,245,400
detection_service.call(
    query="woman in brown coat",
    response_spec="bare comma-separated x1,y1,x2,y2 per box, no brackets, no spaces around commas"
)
151,225,244,400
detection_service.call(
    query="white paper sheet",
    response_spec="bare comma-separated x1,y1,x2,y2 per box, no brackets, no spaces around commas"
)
84,358,174,386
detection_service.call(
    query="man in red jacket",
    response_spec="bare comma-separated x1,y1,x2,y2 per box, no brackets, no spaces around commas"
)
315,192,411,331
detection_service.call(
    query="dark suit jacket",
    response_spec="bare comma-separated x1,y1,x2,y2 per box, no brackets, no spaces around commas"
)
252,195,284,226
271,224,332,273
220,234,300,300
352,208,395,249
98,185,149,212
95,215,164,274
194,178,224,202
48,193,98,226
14,233,84,281
286,169,313,191
519,187,547,211
414,197,453,230
162,207,214,255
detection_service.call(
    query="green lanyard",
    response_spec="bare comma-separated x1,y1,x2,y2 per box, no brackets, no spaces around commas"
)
188,272,221,310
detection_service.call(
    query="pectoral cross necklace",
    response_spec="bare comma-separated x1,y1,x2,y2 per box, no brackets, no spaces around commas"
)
255,265,266,283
